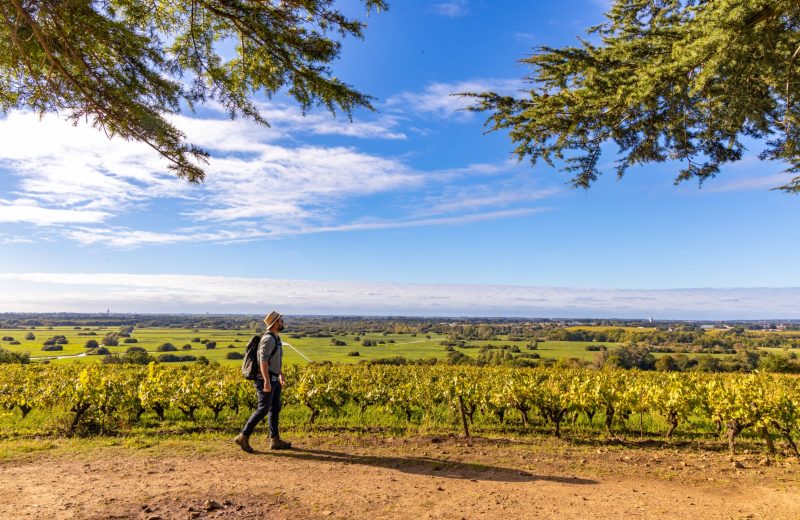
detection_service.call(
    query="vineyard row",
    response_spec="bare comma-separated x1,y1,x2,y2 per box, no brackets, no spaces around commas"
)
1,364,798,454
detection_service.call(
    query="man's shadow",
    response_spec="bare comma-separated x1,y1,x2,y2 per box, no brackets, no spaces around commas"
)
254,446,597,484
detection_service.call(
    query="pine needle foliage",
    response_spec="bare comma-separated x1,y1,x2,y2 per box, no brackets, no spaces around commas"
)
0,0,387,182
465,0,800,192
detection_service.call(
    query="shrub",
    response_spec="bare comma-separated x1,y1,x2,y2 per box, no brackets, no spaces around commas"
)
41,345,63,351
2,336,14,341
87,347,111,356
9,341,20,345
0,347,30,364
226,351,244,360
347,351,360,357
331,339,347,346
158,354,196,362
205,341,216,349
24,332,35,340
362,339,375,347
103,333,119,346
43,335,68,346
655,355,679,372
156,342,177,352
368,356,409,365
191,337,201,343
585,345,607,351
123,350,153,365
102,354,123,364
122,338,138,343
84,339,100,349
182,344,192,350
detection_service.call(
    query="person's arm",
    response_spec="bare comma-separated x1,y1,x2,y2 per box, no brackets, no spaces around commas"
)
258,334,275,392
260,360,271,392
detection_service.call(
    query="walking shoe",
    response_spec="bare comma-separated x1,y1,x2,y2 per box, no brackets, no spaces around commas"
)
270,437,292,450
234,433,254,453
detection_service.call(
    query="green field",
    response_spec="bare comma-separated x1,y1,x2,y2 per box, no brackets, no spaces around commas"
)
0,326,621,364
0,326,763,366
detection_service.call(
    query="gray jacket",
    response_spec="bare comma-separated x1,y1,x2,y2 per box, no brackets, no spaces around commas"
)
257,332,282,376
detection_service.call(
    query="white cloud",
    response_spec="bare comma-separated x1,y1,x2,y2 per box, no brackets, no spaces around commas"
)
0,204,109,224
386,79,524,120
0,111,191,225
0,107,554,247
191,144,421,224
0,111,419,241
433,1,470,17
1,272,798,319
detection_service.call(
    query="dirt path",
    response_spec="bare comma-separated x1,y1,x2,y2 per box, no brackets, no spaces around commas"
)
1,435,798,520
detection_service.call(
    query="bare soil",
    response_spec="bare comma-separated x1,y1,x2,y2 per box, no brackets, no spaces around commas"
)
1,434,798,520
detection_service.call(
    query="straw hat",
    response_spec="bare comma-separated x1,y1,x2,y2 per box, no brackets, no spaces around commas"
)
264,311,283,330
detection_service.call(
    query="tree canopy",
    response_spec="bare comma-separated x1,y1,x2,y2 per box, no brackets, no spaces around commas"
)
0,0,386,182
466,0,800,192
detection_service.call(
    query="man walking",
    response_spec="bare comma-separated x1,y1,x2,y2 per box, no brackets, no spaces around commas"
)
235,311,292,452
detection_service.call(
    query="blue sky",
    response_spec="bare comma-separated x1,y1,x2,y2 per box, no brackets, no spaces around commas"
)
1,0,799,318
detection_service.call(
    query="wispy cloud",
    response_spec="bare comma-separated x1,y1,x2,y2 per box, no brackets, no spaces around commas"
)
63,208,547,248
416,186,559,217
254,104,406,140
386,79,524,120
433,1,470,17
294,208,549,234
514,32,539,43
707,172,796,193
1,272,798,319
62,226,270,248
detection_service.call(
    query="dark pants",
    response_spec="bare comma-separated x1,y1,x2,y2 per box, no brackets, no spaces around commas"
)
242,375,282,438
